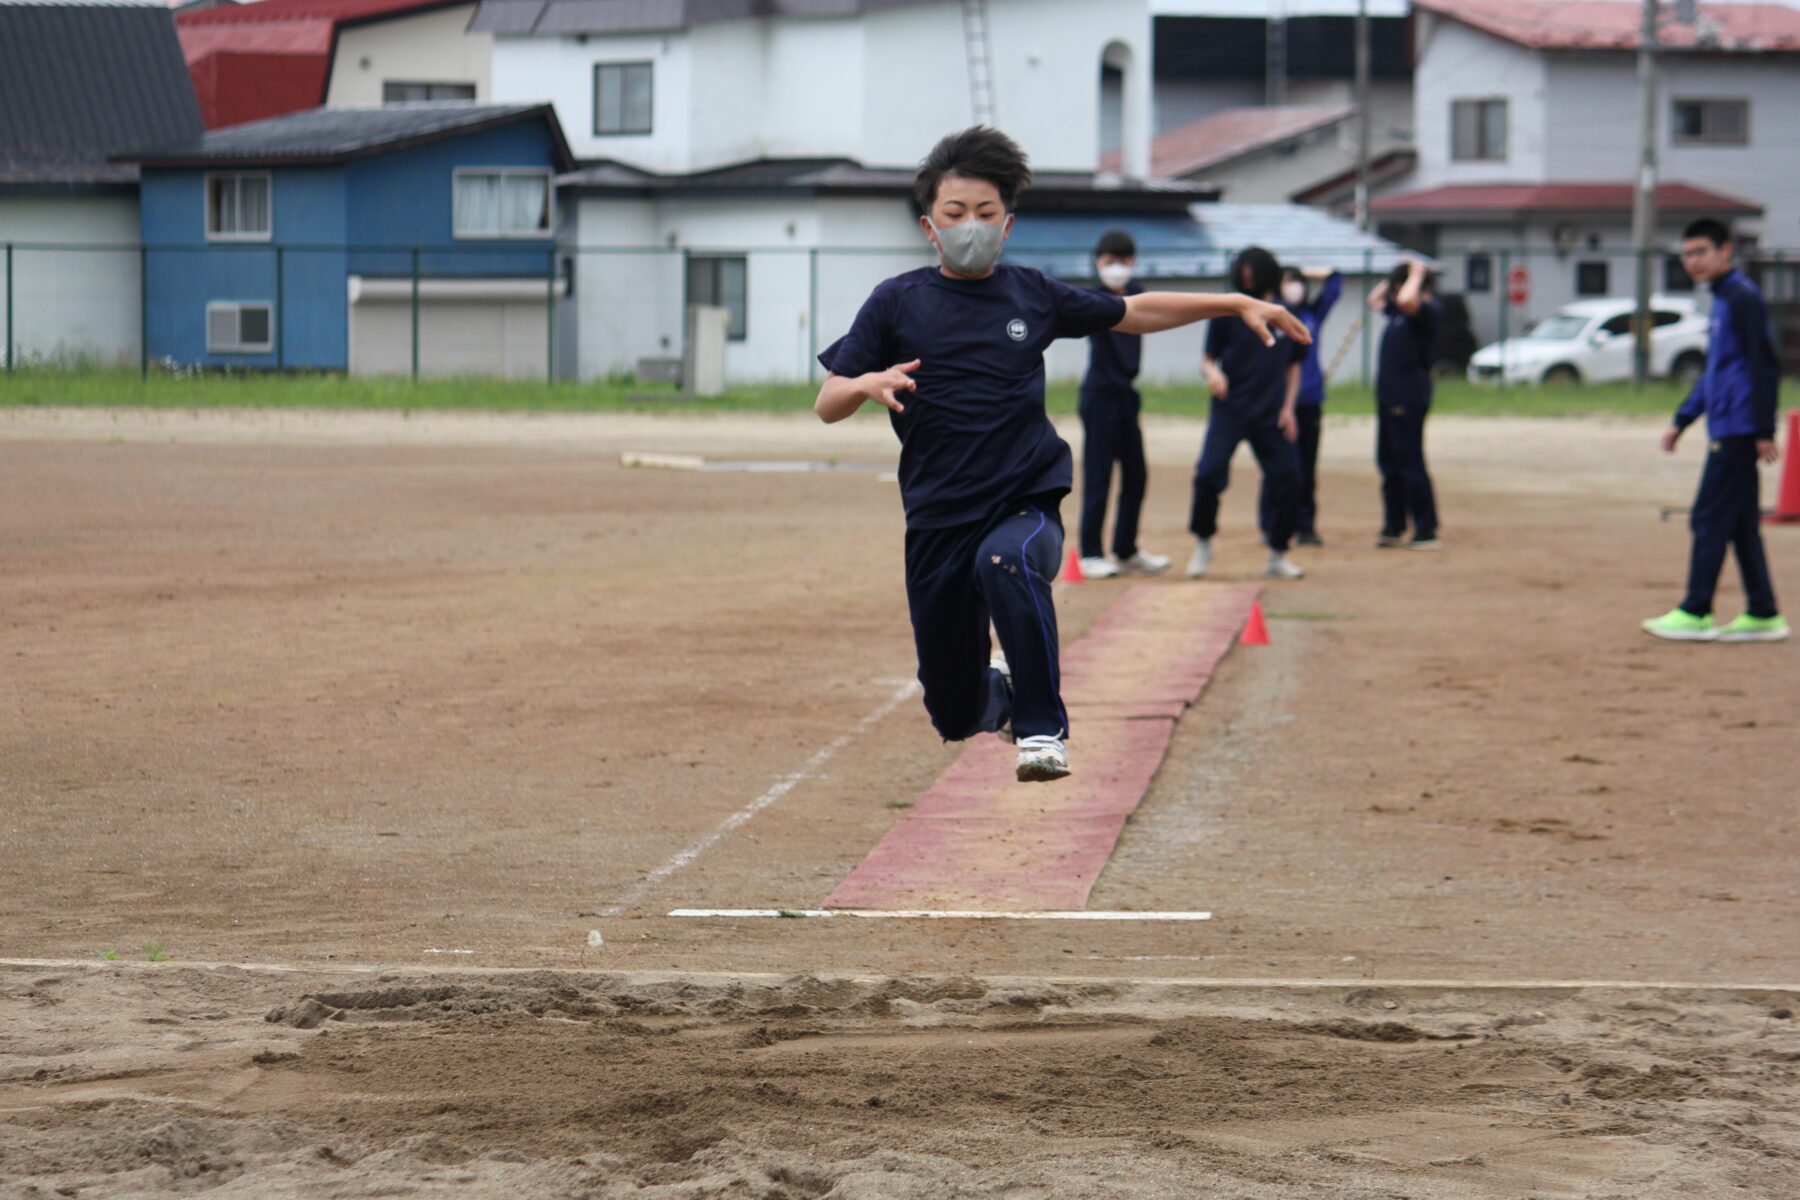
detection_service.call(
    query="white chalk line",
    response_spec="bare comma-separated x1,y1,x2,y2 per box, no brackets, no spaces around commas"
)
598,678,921,917
667,909,1212,921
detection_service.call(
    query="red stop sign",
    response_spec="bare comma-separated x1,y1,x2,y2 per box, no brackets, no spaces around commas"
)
1508,265,1529,305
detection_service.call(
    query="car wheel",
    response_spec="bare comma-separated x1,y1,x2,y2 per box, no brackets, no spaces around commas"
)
1670,351,1705,387
1542,364,1581,386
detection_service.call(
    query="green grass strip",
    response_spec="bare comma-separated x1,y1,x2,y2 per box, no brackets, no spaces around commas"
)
0,368,1708,419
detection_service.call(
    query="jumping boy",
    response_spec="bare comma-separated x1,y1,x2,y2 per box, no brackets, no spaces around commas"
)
1369,258,1440,549
1187,246,1309,581
1076,230,1171,580
815,127,1308,782
1260,264,1342,546
1642,218,1788,642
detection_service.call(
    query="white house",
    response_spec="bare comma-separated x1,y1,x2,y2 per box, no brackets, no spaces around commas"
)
324,2,494,106
1373,0,1800,346
0,2,203,369
553,159,1222,384
469,0,1182,383
473,0,1154,178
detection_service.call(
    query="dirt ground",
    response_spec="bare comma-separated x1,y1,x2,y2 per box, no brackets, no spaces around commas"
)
2,406,1797,1198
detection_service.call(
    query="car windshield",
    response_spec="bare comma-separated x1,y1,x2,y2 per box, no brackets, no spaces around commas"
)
1522,314,1591,340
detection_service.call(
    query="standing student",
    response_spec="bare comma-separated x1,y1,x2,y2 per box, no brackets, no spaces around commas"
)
1076,230,1171,579
1260,265,1342,546
1188,246,1309,581
1369,258,1440,549
815,127,1308,782
1642,218,1788,642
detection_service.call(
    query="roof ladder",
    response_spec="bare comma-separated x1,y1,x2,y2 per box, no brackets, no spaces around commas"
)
961,0,997,127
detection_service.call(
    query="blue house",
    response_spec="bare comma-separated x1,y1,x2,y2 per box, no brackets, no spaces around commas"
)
123,103,574,376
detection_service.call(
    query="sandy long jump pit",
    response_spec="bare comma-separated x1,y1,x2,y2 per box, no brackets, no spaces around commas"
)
2,408,1798,1197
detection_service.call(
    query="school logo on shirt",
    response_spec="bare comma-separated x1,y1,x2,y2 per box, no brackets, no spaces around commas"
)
1007,319,1028,342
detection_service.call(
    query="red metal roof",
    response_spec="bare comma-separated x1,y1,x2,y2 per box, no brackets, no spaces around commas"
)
1372,182,1763,215
176,0,455,128
1414,0,1800,52
178,0,449,26
1102,104,1357,179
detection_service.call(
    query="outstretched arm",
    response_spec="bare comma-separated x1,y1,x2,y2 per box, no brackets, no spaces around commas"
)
1394,260,1427,316
815,360,920,424
1116,292,1310,347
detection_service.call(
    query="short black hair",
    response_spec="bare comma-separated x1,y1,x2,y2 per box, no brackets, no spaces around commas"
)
914,126,1032,212
1232,246,1282,298
1094,230,1136,259
1682,217,1731,248
1281,265,1304,284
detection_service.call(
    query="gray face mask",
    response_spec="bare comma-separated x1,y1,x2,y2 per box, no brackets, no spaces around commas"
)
929,216,1009,276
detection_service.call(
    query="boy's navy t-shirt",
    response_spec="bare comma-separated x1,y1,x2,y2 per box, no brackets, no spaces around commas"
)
1204,313,1307,424
1081,282,1143,397
819,264,1127,529
1376,299,1440,408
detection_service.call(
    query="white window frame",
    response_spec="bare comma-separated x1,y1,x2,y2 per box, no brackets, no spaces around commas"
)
204,170,273,242
1670,97,1749,146
382,80,478,103
451,167,555,240
1449,97,1508,162
205,301,274,354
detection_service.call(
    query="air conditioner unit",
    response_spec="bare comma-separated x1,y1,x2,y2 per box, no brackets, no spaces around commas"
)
206,301,273,353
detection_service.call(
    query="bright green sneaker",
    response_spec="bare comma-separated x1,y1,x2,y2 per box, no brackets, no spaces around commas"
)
1641,609,1718,641
1716,613,1791,643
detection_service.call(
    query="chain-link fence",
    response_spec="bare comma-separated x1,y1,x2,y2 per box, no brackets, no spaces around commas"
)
2,240,1794,388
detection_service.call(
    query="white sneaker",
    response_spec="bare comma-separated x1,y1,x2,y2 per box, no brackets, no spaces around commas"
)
1077,556,1120,579
1186,537,1212,579
1119,550,1172,575
1265,551,1305,580
1015,734,1070,783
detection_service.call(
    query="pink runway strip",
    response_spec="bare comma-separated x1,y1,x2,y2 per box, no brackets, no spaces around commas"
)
824,583,1261,911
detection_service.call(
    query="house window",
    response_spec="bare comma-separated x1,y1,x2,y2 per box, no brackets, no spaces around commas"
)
206,301,273,353
1466,254,1492,293
205,172,271,241
686,255,747,342
1450,98,1507,161
1671,98,1747,146
452,169,552,238
1663,254,1695,292
594,62,653,136
383,81,477,102
1575,261,1609,296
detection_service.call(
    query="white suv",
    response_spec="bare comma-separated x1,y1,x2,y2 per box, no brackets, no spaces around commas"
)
1466,295,1709,386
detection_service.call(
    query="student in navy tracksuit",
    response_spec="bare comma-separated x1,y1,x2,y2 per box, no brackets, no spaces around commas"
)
815,128,1310,782
1369,258,1441,549
1076,230,1171,580
1188,246,1310,581
1260,265,1342,546
1643,218,1788,642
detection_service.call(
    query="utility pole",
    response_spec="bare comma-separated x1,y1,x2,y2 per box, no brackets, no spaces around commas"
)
1629,0,1660,388
1266,0,1288,107
1353,0,1371,231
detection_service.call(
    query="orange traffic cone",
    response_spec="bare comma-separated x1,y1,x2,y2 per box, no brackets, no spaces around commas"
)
1063,547,1085,583
1241,601,1271,646
1767,410,1800,524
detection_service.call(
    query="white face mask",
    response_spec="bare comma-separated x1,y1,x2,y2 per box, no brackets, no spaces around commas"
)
1281,281,1306,306
1097,262,1134,291
928,216,1010,276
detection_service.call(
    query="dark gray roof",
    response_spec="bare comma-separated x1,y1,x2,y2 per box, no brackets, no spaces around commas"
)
119,102,576,169
0,2,202,189
471,0,930,36
558,156,1219,212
